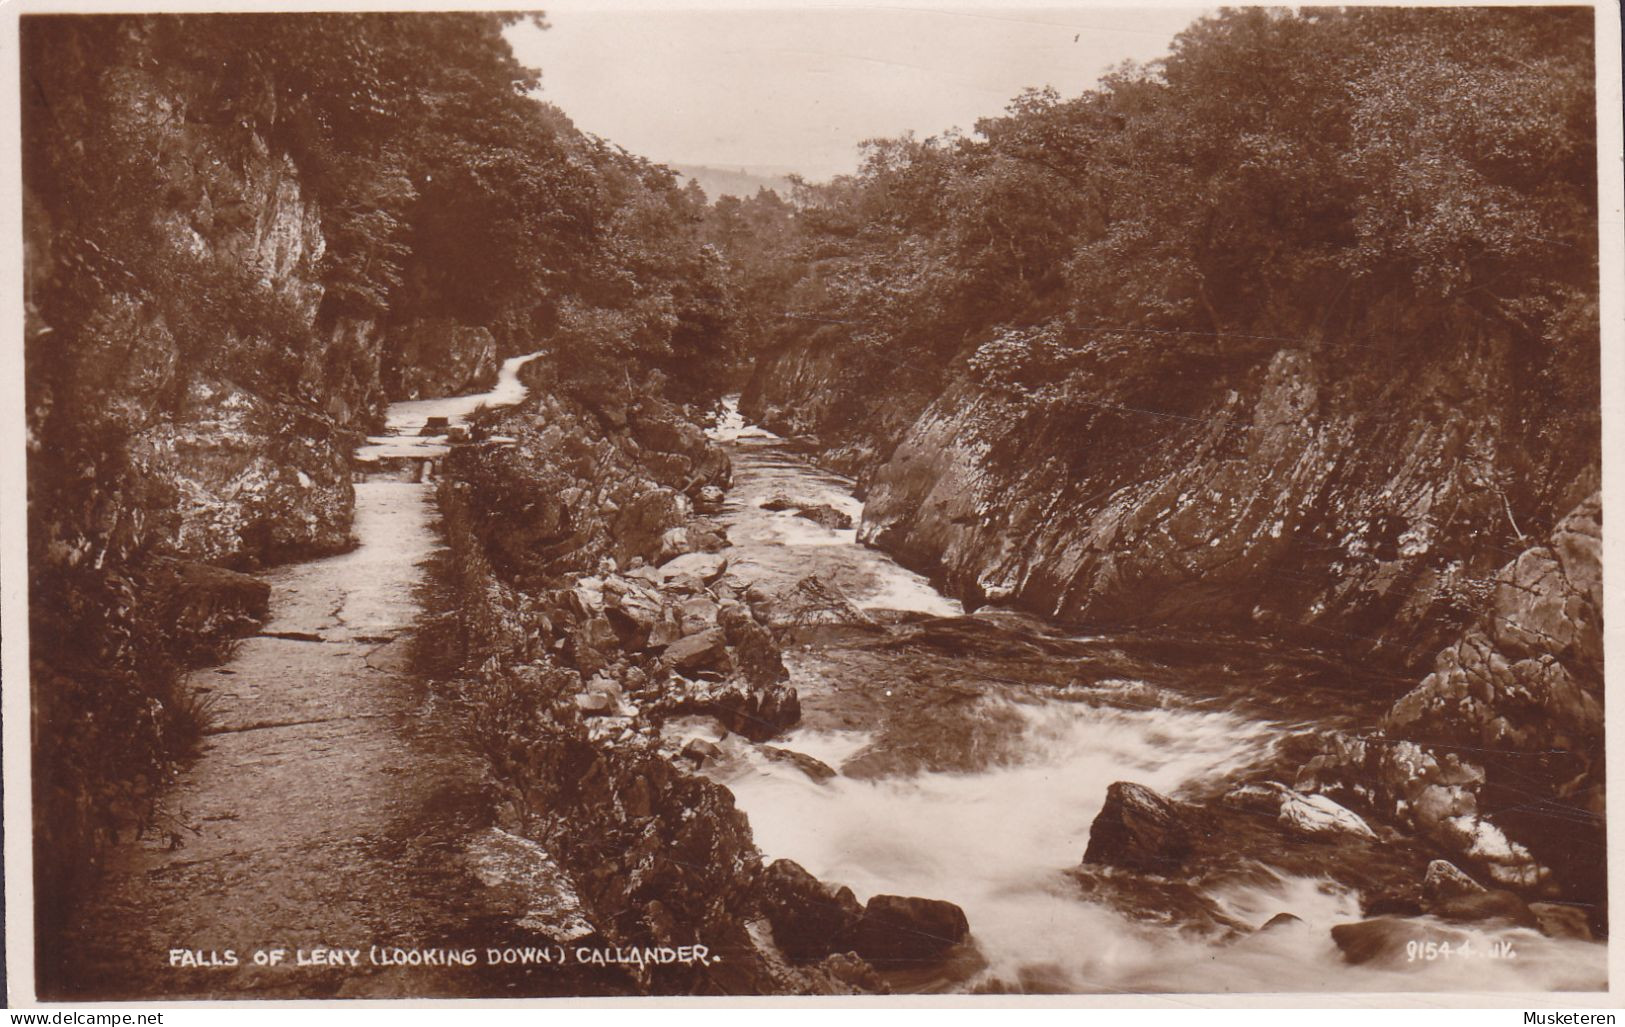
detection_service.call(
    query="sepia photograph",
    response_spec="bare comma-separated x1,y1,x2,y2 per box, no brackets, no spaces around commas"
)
4,0,1619,1005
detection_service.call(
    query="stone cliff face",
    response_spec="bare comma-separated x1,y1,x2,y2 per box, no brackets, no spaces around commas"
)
740,342,938,480
749,326,1596,674
1379,493,1602,905
1279,493,1604,922
26,94,378,569
384,318,501,401
23,21,512,920
25,21,514,575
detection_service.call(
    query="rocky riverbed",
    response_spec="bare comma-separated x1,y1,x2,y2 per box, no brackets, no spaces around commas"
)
422,391,1607,995
45,380,1606,998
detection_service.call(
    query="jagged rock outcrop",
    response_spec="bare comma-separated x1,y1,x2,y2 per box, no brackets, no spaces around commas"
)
747,327,1596,678
1083,782,1195,874
758,746,837,783
24,25,399,919
1070,777,1498,940
748,321,1602,929
795,505,855,530
438,488,839,994
758,859,865,961
147,558,271,663
1296,492,1604,917
1222,782,1376,841
434,382,983,993
28,151,376,570
741,343,936,479
755,861,971,967
1387,493,1602,761
443,389,733,592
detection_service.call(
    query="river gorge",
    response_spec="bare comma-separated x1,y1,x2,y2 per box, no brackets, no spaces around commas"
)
51,374,1606,997
19,7,1607,1005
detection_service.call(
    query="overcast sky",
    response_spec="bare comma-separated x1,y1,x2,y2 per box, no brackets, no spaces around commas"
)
505,4,1206,181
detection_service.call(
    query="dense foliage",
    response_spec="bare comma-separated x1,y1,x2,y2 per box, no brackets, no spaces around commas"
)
23,12,739,965
25,13,738,414
717,6,1598,496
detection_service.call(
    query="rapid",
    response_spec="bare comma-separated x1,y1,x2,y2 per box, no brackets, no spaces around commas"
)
699,399,1607,995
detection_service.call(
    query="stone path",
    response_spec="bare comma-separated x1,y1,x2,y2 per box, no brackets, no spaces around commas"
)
50,480,605,999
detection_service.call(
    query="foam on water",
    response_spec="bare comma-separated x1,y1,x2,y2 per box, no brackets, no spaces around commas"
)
714,397,962,618
706,398,775,443
724,698,1607,992
726,699,1272,981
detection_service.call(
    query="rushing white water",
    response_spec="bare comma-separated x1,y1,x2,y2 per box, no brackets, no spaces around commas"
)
355,351,542,463
712,396,960,618
725,702,1606,993
703,397,1610,995
725,699,1275,982
706,400,775,443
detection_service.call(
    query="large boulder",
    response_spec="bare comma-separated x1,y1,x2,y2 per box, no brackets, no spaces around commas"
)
1422,859,1485,903
1428,888,1537,927
662,627,729,675
759,746,837,784
718,600,789,687
795,504,854,530
629,405,708,457
659,551,729,585
611,488,691,565
677,595,720,635
694,485,726,514
1278,790,1376,841
1223,781,1376,840
680,737,724,766
1527,902,1595,941
148,557,271,662
601,576,665,649
712,684,801,742
1331,917,1474,968
126,377,357,567
757,860,865,962
849,895,970,966
1296,735,1548,891
1372,493,1603,906
746,575,876,630
1083,782,1193,875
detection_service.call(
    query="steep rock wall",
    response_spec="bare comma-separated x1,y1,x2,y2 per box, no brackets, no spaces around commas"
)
1290,492,1604,918
26,80,380,569
741,342,937,482
751,327,1595,673
745,319,1602,908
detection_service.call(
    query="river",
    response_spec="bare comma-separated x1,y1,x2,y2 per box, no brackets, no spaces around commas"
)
699,398,1607,994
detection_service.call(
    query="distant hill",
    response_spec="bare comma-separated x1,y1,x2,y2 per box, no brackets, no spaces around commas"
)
672,163,797,201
